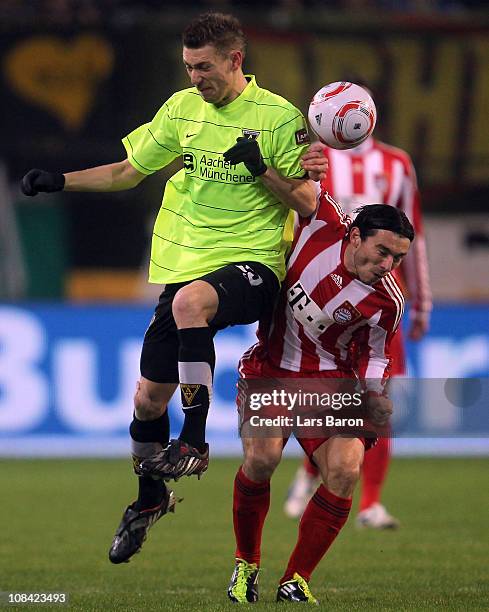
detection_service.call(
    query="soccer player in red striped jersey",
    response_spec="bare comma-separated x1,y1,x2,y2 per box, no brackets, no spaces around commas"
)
322,137,431,333
284,136,432,528
228,194,414,603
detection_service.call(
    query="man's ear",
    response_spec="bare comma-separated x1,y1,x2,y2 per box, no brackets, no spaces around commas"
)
230,50,243,70
350,226,362,248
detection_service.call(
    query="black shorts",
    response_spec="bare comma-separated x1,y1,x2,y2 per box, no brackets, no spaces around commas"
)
140,261,280,383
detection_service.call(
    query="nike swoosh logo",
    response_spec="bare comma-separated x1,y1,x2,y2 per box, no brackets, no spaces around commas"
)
182,404,202,410
186,133,196,138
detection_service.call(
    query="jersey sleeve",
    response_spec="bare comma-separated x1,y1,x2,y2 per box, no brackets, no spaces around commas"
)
354,294,404,392
315,188,351,229
397,156,432,323
122,95,182,175
269,110,311,179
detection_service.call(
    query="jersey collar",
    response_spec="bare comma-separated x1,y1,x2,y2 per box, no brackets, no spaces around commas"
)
218,75,257,112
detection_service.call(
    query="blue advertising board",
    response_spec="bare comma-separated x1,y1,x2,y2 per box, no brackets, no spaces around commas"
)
0,304,488,457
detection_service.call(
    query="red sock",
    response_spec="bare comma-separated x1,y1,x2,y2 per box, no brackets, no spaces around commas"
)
233,466,270,565
359,436,391,511
281,485,351,583
303,455,319,478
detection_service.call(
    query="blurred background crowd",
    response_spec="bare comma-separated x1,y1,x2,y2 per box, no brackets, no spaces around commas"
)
0,0,488,26
1,1,488,303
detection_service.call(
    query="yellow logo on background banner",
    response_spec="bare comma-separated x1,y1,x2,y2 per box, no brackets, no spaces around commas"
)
180,384,201,406
4,34,114,131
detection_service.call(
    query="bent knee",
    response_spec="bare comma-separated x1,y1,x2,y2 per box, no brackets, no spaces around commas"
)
172,287,199,319
172,284,211,321
172,282,218,326
328,461,361,490
243,446,282,481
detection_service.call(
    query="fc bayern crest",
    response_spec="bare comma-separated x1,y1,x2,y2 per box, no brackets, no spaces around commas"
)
332,300,361,325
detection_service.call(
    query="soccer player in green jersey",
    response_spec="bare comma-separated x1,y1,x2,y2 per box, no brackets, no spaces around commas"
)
21,12,327,564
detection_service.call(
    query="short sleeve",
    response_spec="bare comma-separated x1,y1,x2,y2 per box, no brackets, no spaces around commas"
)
270,110,311,179
354,311,397,392
316,189,351,230
122,97,182,175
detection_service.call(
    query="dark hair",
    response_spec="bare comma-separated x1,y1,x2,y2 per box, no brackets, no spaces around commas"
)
350,204,415,242
182,12,246,57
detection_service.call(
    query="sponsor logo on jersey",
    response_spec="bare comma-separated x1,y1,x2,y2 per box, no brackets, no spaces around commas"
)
183,152,196,173
191,153,255,183
242,129,260,140
295,128,310,145
287,281,330,337
330,273,343,289
332,300,362,325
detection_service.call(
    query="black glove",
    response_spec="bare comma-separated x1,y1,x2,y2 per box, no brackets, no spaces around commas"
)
21,169,65,196
223,137,267,177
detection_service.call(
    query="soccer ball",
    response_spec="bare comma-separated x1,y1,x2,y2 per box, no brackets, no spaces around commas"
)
308,82,377,150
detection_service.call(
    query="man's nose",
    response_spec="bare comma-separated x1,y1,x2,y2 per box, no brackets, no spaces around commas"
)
380,255,394,271
189,70,202,85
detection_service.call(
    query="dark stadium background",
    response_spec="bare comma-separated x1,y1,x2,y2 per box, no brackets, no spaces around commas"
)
1,1,489,296
0,2,488,610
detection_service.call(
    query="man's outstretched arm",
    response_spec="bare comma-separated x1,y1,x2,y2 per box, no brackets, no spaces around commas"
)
21,159,146,196
260,170,316,218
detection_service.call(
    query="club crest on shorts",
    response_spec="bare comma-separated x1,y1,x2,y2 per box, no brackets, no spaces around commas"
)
242,129,260,140
235,264,263,286
332,300,361,324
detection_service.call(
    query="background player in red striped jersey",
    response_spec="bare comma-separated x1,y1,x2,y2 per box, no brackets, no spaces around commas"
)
284,124,432,529
228,194,415,603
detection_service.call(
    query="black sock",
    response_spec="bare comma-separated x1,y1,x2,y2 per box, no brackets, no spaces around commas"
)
177,327,215,452
135,477,166,511
130,412,170,509
129,412,170,447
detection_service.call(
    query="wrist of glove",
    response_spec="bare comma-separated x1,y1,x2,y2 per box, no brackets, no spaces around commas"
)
223,137,267,177
21,169,65,197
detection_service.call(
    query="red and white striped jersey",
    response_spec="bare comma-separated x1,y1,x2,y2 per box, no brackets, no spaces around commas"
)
321,137,431,320
244,192,405,388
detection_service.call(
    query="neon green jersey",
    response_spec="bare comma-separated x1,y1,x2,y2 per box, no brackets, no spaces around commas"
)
122,76,310,284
